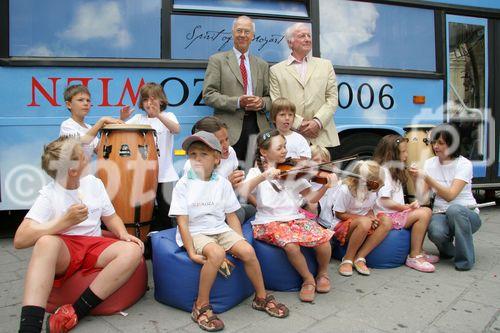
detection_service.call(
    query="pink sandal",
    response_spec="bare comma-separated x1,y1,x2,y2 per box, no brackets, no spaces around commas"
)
406,255,435,273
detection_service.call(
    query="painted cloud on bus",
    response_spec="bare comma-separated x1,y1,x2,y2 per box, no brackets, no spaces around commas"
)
59,2,131,48
320,0,379,67
10,0,160,58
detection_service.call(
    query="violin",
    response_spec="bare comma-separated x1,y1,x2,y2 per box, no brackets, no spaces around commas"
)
276,155,381,191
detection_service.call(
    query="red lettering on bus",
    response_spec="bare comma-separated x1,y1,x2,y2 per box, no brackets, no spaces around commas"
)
67,77,92,87
116,78,145,106
28,77,61,107
98,78,113,107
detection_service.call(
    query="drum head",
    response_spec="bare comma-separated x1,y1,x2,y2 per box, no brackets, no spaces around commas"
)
403,124,435,131
102,124,154,131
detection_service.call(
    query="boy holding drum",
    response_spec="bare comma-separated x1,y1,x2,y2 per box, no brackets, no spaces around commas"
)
59,84,128,158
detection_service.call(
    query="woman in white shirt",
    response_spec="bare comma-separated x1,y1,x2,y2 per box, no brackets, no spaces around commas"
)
409,123,481,271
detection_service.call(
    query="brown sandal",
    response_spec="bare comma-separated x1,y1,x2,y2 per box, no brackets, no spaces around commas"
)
299,281,316,302
191,303,224,332
315,273,331,293
252,294,289,318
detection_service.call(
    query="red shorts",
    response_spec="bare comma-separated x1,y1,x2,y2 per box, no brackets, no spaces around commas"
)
54,235,118,288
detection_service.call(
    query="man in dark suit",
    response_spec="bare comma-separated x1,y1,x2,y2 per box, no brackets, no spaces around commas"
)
203,16,271,162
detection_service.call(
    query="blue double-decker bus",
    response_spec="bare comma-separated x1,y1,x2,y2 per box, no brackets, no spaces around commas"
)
0,0,499,210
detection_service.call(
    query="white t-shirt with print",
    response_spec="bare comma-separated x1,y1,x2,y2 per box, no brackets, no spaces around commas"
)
333,184,377,223
423,156,477,212
25,175,115,237
169,171,241,247
375,167,405,214
183,146,239,179
285,131,311,159
247,167,311,225
59,118,99,158
126,113,179,183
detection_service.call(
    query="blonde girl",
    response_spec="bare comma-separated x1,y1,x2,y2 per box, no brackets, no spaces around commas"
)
334,160,392,276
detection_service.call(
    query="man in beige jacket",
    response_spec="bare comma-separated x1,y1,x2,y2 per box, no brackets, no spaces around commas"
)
203,16,271,162
270,23,339,150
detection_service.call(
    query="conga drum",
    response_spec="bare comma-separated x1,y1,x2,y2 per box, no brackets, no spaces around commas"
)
403,124,435,203
97,124,159,241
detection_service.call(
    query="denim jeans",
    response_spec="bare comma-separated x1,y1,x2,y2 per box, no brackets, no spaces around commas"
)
428,204,482,270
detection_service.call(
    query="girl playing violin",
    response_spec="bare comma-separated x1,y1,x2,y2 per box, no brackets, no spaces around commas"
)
373,135,437,273
333,160,392,277
239,130,336,303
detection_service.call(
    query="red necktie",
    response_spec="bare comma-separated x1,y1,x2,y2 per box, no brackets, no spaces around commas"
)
240,54,248,94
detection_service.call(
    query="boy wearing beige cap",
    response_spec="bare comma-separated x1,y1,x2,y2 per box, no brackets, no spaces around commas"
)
169,131,288,331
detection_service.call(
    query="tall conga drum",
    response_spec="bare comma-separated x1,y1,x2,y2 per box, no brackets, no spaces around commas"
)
97,124,159,241
403,124,435,202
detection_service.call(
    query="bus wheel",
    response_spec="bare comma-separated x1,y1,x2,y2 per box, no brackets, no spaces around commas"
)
333,133,382,169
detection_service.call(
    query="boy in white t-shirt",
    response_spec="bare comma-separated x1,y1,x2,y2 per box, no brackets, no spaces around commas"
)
122,82,180,231
270,97,311,160
59,84,128,158
170,131,288,331
14,136,143,333
182,116,256,223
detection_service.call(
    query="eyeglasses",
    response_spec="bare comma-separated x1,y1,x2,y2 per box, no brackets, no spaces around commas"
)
235,28,252,36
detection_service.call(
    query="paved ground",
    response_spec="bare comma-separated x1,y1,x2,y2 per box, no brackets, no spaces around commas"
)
1,207,499,333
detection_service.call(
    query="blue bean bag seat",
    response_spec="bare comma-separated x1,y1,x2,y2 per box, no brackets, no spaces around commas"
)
251,223,318,292
151,222,255,313
332,228,411,269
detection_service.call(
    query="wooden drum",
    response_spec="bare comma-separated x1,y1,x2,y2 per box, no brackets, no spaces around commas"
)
403,124,435,202
97,124,159,241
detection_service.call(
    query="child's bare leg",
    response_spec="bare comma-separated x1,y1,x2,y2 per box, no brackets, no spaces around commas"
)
357,215,392,259
89,241,143,299
314,241,331,276
23,235,70,307
283,243,314,283
343,217,371,261
229,240,266,298
196,243,225,307
405,208,432,257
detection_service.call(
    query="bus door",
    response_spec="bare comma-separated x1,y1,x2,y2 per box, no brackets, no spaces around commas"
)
446,15,491,181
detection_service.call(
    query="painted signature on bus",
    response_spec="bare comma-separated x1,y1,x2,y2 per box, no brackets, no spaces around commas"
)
184,25,285,51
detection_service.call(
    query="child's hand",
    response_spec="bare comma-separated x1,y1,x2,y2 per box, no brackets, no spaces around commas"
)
98,116,123,128
409,201,420,209
370,217,380,230
263,167,281,180
62,204,88,226
408,166,425,179
189,253,207,265
324,173,338,189
120,106,134,121
228,170,245,187
119,233,145,253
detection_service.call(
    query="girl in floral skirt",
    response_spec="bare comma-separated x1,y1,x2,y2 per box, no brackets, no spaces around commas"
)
239,129,336,303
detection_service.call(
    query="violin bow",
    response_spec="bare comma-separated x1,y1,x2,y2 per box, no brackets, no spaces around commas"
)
279,155,359,177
